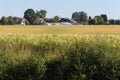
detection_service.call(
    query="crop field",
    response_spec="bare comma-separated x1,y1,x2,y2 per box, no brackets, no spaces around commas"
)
1,25,120,80
0,25,120,35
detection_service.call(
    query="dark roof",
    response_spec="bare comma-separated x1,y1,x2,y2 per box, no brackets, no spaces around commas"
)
58,18,77,24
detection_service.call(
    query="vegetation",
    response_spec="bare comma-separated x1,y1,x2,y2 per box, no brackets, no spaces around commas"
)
72,11,88,24
0,25,119,80
0,16,8,25
101,14,108,23
0,34,120,80
0,25,119,35
45,16,60,23
24,9,47,25
24,9,37,24
1,8,120,25
94,16,105,25
0,16,15,25
0,26,119,80
36,10,47,19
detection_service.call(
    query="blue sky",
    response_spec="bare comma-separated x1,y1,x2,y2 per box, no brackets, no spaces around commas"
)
0,0,120,19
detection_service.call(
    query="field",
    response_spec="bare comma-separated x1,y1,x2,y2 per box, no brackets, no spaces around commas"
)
1,25,120,80
0,25,120,35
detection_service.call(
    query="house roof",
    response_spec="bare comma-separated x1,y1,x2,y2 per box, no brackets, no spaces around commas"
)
58,18,77,24
33,18,46,25
15,17,29,24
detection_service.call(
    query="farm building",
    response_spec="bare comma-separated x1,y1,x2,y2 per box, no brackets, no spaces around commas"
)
58,18,77,25
15,17,29,25
33,18,46,25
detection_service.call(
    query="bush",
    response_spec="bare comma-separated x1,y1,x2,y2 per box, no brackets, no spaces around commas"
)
4,56,46,80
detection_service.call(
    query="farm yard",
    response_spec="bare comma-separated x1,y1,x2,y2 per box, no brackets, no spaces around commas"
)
1,25,120,80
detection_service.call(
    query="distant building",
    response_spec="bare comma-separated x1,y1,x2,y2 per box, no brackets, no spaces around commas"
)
15,17,29,25
58,18,77,25
33,18,46,25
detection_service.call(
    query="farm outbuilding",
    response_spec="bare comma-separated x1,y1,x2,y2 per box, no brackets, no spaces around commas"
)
58,18,77,25
33,18,46,25
15,17,29,25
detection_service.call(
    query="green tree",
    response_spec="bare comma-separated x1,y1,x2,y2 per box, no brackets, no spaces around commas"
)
88,16,92,20
109,19,115,25
72,11,87,24
72,12,80,23
94,16,104,25
79,11,88,23
88,18,95,25
7,16,16,25
0,16,8,25
54,16,60,22
24,9,36,24
45,18,55,23
36,10,47,19
101,14,108,23
114,19,120,25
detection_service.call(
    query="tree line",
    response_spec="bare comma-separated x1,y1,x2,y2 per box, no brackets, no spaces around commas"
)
0,8,120,25
72,11,120,25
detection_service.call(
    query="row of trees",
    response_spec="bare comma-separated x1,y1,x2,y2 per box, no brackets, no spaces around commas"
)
0,8,120,25
72,11,120,25
0,8,60,25
25,9,120,25
0,16,16,25
88,14,108,25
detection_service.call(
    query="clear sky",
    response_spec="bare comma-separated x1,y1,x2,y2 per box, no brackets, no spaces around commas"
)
0,0,120,19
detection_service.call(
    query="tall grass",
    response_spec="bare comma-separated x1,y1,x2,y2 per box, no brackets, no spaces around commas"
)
0,34,120,80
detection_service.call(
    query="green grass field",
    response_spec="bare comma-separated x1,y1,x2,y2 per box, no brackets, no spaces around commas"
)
0,25,120,35
1,25,120,80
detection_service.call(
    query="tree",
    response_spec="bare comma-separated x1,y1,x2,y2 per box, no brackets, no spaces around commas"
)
109,19,120,25
88,16,92,20
79,11,88,23
24,9,36,24
114,19,120,25
88,18,95,25
72,12,80,23
36,10,47,19
0,16,8,25
101,14,108,23
45,18,55,23
54,16,60,22
94,16,104,25
72,11,87,23
109,19,115,25
7,16,16,25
